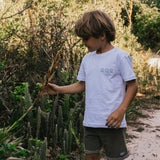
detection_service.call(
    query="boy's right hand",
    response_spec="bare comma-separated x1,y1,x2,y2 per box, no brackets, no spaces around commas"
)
42,83,59,95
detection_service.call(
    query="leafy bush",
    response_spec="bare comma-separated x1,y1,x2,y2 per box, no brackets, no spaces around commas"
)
121,1,160,51
0,128,29,159
132,3,160,51
140,0,160,9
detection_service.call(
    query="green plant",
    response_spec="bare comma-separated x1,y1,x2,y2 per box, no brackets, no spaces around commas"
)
40,137,47,160
133,5,160,51
0,128,29,159
126,99,149,121
121,1,160,51
57,154,71,159
11,82,25,102
140,0,160,9
27,138,47,160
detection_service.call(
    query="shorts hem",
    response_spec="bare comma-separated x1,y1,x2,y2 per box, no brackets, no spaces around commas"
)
84,149,100,154
106,153,129,160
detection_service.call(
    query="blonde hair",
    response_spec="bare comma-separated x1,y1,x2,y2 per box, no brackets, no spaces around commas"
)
75,10,116,42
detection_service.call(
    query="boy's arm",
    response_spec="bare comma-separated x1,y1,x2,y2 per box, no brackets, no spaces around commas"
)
106,79,138,128
43,81,85,95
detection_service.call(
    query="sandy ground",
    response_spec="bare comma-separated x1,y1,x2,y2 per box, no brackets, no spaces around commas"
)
101,103,160,160
126,105,160,160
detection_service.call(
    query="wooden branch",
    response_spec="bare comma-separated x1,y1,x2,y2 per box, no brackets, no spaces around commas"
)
129,0,133,25
0,1,33,21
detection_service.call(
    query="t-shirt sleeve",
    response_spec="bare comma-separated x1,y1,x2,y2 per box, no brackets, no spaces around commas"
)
119,54,136,82
77,59,86,81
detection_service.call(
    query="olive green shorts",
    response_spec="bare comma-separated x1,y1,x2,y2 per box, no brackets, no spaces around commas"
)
84,127,129,160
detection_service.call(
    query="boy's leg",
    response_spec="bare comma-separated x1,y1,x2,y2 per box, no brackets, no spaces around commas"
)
99,128,129,160
85,153,100,160
84,127,102,160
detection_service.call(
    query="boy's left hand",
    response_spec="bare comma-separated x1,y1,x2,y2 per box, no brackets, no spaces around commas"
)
105,107,126,128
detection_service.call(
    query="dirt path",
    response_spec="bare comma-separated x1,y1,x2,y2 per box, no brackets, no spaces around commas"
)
126,103,160,160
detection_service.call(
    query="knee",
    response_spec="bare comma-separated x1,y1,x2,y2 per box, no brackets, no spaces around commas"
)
85,153,100,160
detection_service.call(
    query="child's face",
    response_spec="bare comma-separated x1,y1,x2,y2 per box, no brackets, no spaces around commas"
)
82,36,106,53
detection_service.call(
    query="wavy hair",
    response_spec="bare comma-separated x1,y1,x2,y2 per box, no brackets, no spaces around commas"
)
75,10,116,43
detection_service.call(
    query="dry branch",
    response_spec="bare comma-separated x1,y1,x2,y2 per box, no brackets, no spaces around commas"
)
0,1,33,21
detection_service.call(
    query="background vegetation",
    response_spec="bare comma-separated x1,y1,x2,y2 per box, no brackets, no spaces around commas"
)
0,0,159,159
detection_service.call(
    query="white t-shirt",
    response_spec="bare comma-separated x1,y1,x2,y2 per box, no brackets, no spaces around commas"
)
77,47,136,128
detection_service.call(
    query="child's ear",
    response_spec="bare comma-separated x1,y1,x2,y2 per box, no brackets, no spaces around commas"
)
100,32,106,41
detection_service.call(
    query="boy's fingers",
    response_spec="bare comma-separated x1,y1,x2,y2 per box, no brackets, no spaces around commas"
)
42,86,49,95
42,89,48,96
42,92,47,96
106,118,120,128
105,118,113,127
112,121,120,128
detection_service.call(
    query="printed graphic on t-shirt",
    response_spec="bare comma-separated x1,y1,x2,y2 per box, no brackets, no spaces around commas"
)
100,67,114,76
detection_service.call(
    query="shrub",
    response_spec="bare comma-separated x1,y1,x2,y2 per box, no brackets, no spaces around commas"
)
132,3,160,51
121,1,160,52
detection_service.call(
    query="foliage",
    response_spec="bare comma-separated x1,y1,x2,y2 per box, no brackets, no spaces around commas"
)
0,0,159,159
121,0,160,51
133,3,160,51
126,99,149,121
140,0,160,9
0,128,29,159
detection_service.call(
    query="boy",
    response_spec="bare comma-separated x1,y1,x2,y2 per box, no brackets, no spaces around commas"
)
43,10,138,160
